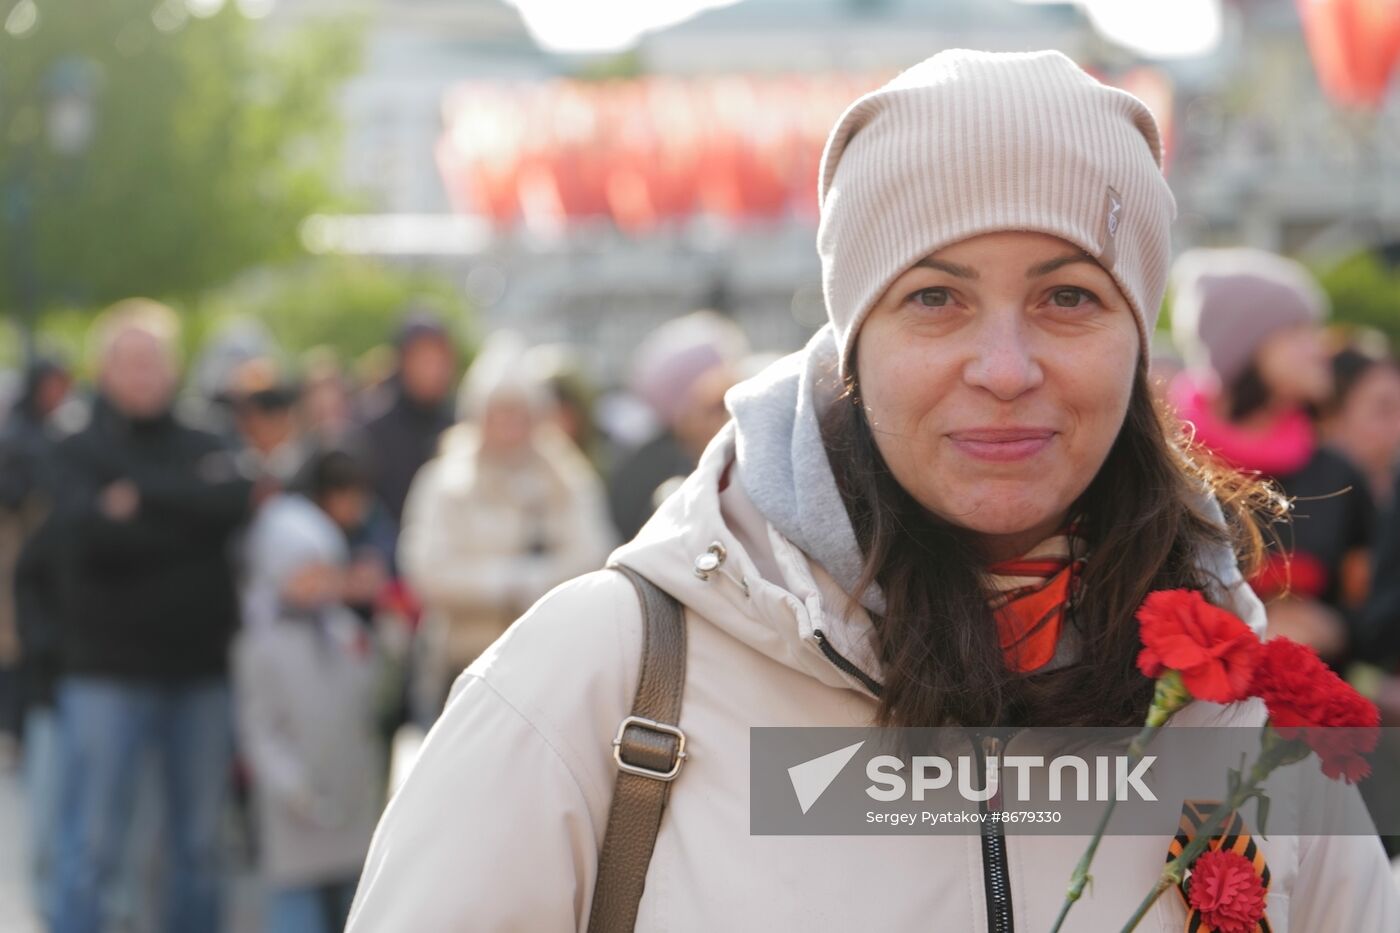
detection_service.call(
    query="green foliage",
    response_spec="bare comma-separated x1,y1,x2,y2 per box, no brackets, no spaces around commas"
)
196,257,473,362
1314,251,1400,348
571,49,644,81
0,0,362,314
4,257,473,376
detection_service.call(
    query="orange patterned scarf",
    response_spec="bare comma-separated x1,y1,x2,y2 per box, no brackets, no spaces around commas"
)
984,524,1087,673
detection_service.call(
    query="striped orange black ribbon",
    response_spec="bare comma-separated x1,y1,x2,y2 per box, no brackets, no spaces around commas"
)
1168,800,1272,933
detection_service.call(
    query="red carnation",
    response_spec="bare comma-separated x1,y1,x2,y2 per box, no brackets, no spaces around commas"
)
1250,638,1380,783
1136,589,1260,704
1187,849,1267,933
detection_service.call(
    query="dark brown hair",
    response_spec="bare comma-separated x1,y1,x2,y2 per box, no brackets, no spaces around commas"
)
821,363,1280,729
1226,362,1273,422
1323,346,1400,420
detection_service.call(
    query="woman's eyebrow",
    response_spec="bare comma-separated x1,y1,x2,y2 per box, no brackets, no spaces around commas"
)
913,257,978,278
1027,253,1094,277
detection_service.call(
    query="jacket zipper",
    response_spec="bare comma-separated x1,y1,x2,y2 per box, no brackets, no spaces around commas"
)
812,628,883,697
811,632,1015,933
976,732,1014,933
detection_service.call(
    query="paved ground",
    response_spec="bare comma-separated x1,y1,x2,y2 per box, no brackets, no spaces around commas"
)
0,724,425,933
0,765,262,933
0,768,41,933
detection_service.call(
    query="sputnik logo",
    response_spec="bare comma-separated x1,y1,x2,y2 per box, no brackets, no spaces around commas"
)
788,741,865,814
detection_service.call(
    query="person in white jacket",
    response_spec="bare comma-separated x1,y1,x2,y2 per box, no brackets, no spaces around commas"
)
234,495,385,933
398,331,615,721
348,51,1399,932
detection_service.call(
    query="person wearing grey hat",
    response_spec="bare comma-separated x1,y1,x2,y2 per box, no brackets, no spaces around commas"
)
607,310,750,540
1168,249,1374,667
346,51,1396,932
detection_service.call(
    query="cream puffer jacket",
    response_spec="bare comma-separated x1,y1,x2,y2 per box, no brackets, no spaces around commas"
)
398,421,615,710
349,422,1398,932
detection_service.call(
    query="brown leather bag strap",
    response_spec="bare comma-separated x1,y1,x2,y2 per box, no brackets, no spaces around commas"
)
586,563,688,933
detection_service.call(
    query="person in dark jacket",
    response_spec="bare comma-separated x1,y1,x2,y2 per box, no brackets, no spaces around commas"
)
1,355,72,927
606,311,748,539
352,313,457,524
48,300,255,933
301,448,397,615
1,356,73,726
1319,344,1400,509
1355,470,1400,857
1360,471,1400,668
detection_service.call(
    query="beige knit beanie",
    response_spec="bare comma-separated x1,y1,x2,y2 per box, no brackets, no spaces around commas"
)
818,49,1177,378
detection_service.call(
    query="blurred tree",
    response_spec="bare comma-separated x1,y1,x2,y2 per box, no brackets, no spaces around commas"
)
572,49,644,81
1315,250,1400,347
12,258,474,374
0,0,360,317
196,257,474,361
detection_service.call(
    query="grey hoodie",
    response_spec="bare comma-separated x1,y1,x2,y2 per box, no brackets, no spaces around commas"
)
728,324,886,616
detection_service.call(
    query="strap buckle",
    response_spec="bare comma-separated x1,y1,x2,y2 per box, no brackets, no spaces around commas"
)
612,715,687,782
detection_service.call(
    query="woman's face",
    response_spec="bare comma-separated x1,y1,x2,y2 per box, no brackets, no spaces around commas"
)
1331,363,1400,476
481,396,536,456
1254,323,1332,407
854,231,1140,560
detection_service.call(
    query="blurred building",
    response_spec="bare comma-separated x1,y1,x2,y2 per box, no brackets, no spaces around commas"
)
1170,2,1400,257
269,0,549,213
275,0,1400,377
638,0,1082,74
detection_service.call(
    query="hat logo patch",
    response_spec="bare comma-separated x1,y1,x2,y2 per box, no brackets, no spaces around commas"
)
1100,185,1122,267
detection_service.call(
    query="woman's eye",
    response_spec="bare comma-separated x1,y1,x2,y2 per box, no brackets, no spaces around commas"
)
913,287,952,308
1050,287,1095,309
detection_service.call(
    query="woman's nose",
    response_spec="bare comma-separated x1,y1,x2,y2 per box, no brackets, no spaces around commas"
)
962,314,1044,401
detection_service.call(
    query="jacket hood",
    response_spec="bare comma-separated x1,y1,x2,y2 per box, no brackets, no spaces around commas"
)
611,418,877,695
726,325,884,615
610,335,1270,724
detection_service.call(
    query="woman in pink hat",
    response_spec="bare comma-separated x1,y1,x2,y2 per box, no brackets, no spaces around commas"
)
1168,249,1374,666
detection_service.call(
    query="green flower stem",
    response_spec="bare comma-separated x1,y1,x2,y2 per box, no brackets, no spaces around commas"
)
1048,672,1187,933
1047,722,1162,933
1145,671,1190,729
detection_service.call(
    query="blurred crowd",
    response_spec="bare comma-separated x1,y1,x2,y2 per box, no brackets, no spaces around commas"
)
2,242,1400,932
0,299,757,933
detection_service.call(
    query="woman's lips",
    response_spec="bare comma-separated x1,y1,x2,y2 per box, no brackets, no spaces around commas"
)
947,429,1055,462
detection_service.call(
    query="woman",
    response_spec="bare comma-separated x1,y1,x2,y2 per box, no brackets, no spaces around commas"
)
1320,344,1400,510
349,52,1395,930
1169,250,1375,664
397,332,615,721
